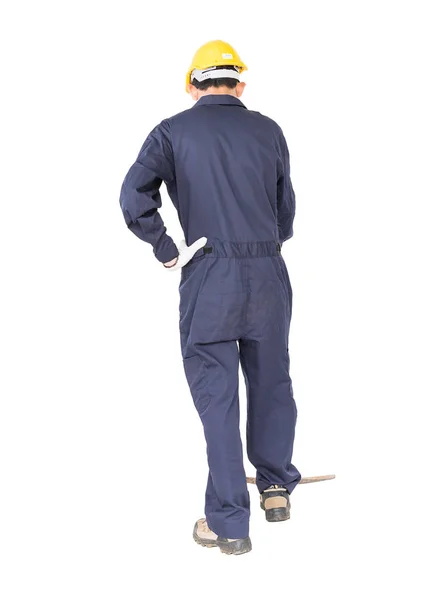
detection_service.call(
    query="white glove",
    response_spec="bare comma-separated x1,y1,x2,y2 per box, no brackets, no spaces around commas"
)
165,237,208,271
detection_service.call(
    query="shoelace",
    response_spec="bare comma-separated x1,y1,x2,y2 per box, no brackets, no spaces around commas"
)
199,519,211,534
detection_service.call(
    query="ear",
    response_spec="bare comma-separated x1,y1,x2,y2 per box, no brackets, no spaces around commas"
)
236,82,246,98
187,84,200,101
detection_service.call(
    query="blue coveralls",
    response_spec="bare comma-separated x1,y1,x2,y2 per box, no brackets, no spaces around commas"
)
120,95,301,539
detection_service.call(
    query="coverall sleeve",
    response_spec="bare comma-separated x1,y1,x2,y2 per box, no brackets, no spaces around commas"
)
277,131,296,243
119,120,179,263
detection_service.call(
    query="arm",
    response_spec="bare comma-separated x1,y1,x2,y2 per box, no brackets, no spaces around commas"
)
277,131,296,244
119,120,179,264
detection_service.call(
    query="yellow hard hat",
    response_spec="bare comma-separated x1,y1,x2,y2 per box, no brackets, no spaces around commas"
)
186,40,247,92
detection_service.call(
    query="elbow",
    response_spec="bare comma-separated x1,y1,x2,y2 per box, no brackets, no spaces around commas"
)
279,229,294,244
278,214,294,243
283,229,294,243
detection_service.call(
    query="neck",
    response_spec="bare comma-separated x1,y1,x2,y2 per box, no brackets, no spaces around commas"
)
199,87,238,97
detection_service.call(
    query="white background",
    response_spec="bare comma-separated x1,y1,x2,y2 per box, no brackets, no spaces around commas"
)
1,1,426,598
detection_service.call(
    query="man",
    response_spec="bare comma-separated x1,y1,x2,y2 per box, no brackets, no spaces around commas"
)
120,40,300,555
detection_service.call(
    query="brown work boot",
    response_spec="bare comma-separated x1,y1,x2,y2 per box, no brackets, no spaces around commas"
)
193,518,252,555
260,485,291,522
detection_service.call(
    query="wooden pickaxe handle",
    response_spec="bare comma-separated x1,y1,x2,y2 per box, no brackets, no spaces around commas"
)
246,474,335,485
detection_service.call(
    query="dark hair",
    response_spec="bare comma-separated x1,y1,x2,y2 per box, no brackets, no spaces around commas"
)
191,66,239,90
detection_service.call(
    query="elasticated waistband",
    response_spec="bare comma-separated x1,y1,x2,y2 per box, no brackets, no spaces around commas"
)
193,240,281,259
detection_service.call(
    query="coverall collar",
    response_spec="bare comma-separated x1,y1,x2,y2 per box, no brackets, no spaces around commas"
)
194,94,247,109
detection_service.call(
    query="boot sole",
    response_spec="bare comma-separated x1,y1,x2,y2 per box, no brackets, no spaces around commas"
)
264,507,291,522
193,525,252,555
217,538,252,555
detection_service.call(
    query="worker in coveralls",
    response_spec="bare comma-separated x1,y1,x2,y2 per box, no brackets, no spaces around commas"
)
120,40,300,555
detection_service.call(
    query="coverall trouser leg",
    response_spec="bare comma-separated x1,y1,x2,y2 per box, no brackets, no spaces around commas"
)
179,240,300,539
240,338,300,495
180,337,249,539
